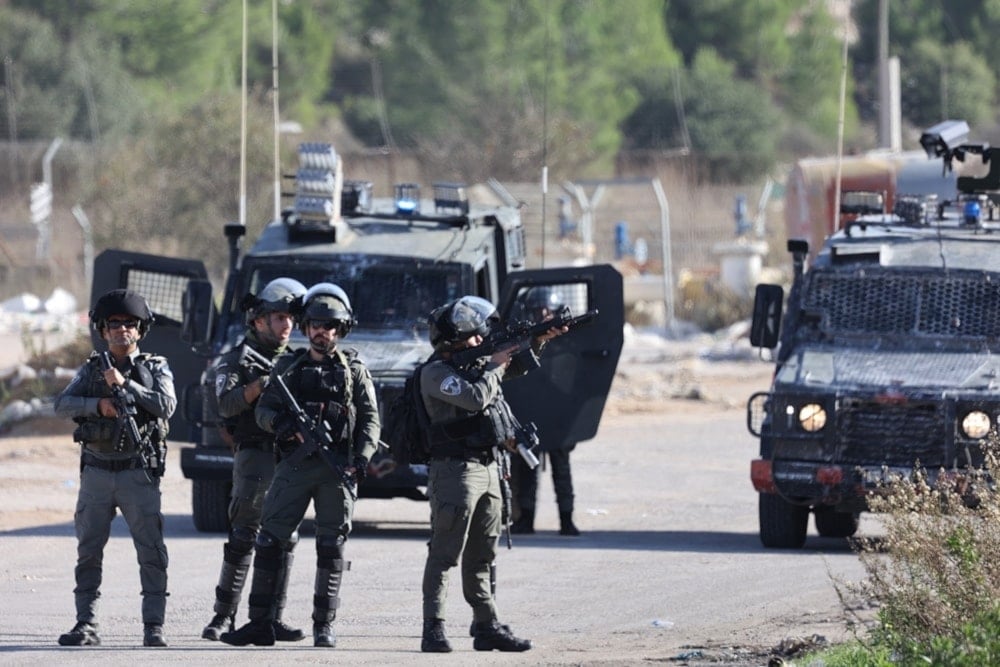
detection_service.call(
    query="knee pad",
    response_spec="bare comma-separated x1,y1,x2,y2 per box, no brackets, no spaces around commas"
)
229,526,257,555
253,530,284,571
316,534,346,563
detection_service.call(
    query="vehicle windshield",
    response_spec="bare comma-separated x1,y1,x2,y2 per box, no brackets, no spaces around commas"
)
241,261,464,332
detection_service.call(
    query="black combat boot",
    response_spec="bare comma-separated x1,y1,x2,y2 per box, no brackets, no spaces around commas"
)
58,621,101,646
203,534,252,640
272,548,305,642
221,618,275,646
201,614,233,641
313,535,348,648
220,534,283,647
421,618,452,653
510,509,535,534
143,623,167,647
313,622,336,648
559,511,580,536
472,620,532,652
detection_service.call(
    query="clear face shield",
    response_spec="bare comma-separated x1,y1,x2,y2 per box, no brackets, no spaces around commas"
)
448,296,497,339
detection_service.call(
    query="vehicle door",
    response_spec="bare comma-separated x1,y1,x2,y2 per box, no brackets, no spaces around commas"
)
91,249,212,442
498,264,624,450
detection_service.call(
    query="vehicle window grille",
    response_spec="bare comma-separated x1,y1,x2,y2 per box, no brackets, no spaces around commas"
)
806,271,1000,338
125,269,190,324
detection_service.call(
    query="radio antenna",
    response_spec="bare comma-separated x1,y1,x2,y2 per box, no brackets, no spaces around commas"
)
539,1,551,267
272,0,281,221
239,0,248,227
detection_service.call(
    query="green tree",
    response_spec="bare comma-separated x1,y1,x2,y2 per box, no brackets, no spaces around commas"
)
664,0,802,84
682,49,782,183
777,4,857,144
902,38,994,127
0,7,142,141
337,0,678,177
853,0,999,129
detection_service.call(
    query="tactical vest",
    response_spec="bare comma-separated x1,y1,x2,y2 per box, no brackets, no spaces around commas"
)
284,349,356,454
220,343,274,446
426,358,517,453
72,353,167,455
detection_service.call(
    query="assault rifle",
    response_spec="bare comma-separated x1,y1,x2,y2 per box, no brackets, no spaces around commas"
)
450,306,599,368
239,345,274,377
99,351,164,478
272,373,358,501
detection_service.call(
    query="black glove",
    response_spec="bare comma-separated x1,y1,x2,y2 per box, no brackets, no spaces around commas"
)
272,413,298,443
351,455,369,484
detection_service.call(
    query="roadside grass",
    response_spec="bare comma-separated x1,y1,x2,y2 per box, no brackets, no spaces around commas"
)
810,443,1000,665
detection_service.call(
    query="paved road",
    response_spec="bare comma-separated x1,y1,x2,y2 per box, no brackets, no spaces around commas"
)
0,372,872,665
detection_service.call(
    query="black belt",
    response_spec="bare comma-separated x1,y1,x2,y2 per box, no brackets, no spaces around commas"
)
82,452,143,472
236,440,272,452
431,449,494,465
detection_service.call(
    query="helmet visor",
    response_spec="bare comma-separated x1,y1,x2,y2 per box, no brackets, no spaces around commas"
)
448,296,496,337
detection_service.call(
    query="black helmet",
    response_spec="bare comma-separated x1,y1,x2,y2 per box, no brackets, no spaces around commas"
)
242,277,307,324
89,289,154,338
299,282,355,335
524,286,561,311
428,295,497,348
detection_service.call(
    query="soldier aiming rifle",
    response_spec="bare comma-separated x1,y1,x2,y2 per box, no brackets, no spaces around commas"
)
417,294,568,654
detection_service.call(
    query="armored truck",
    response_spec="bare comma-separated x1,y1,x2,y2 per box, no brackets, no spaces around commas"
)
747,120,1000,548
91,143,624,532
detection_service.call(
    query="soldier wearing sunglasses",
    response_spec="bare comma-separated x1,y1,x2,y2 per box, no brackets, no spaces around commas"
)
222,282,380,649
54,289,176,648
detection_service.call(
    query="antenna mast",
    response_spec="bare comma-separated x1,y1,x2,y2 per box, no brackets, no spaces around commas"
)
272,0,281,221
239,0,248,227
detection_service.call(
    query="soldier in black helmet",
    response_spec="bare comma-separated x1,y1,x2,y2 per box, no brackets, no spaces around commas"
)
418,295,566,654
54,289,176,648
509,286,580,536
222,282,380,648
201,277,307,642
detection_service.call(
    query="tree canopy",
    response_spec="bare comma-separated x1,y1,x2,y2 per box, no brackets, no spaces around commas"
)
3,0,999,219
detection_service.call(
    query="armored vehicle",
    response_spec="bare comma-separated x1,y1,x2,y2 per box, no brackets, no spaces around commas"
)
747,120,1000,548
92,143,624,531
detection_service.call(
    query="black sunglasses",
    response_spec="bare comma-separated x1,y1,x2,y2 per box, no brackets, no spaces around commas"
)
106,319,140,330
307,320,340,331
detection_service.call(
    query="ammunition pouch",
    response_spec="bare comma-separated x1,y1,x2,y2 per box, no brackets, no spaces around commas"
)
427,414,482,444
72,418,116,445
303,400,354,452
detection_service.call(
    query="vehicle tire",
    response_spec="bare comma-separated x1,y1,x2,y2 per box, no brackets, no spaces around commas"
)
759,493,809,549
192,479,231,533
814,508,860,538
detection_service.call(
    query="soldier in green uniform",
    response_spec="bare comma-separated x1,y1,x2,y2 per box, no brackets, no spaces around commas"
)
509,287,580,536
419,295,565,653
54,289,176,648
201,277,307,642
221,282,380,648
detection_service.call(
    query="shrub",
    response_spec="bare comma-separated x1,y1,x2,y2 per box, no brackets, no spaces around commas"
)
845,444,1000,663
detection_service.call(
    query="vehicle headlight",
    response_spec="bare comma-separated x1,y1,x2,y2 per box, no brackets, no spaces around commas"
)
961,410,991,439
797,403,827,432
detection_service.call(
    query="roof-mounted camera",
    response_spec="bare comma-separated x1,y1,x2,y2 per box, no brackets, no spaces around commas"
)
920,120,970,160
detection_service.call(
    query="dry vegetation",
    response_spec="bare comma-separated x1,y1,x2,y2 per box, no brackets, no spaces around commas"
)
827,444,1000,665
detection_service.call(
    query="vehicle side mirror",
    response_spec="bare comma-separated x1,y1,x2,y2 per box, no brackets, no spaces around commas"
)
749,284,784,349
182,279,215,350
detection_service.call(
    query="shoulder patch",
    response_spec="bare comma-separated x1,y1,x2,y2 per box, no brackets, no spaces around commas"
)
215,373,228,397
439,375,463,396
